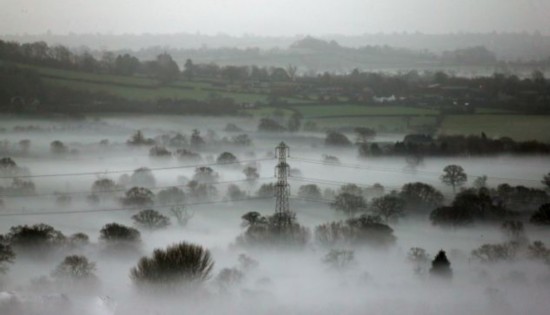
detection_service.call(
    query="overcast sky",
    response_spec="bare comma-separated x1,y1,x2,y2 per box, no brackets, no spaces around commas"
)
1,0,549,36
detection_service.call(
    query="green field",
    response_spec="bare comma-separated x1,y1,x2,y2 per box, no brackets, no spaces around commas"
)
292,104,439,118
440,115,550,142
43,76,268,103
307,116,436,132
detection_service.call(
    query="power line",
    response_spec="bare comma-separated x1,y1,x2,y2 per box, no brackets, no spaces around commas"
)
288,156,542,183
0,157,275,180
0,196,275,217
290,176,402,190
0,177,274,199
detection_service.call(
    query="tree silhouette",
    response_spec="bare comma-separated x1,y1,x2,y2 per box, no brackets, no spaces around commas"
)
400,182,444,213
122,187,155,206
216,152,238,165
130,242,214,288
430,250,452,278
440,165,467,193
0,236,15,274
99,223,141,243
530,203,550,225
132,209,171,230
370,195,405,222
52,255,96,280
542,173,550,190
331,192,367,217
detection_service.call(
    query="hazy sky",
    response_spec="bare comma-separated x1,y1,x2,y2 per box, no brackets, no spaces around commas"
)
1,0,549,36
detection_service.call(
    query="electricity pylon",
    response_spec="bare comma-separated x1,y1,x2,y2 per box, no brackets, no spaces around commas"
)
274,142,292,228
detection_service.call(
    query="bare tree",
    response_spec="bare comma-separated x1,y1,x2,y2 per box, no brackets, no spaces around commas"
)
440,164,467,193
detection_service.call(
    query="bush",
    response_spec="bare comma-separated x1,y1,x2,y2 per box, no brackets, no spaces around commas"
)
99,223,141,243
132,209,171,230
130,242,214,288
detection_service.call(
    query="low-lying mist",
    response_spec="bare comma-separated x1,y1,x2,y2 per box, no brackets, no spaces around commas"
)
0,114,549,315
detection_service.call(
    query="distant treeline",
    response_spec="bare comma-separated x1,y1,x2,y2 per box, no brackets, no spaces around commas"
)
361,134,550,157
1,39,549,115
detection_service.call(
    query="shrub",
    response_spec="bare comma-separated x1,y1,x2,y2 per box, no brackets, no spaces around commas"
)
130,242,214,288
99,223,141,243
132,209,171,230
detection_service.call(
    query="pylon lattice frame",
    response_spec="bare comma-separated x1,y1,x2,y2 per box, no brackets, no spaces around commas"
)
274,142,291,222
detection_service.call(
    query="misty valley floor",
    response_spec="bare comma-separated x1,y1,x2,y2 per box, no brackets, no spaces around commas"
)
0,114,549,315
